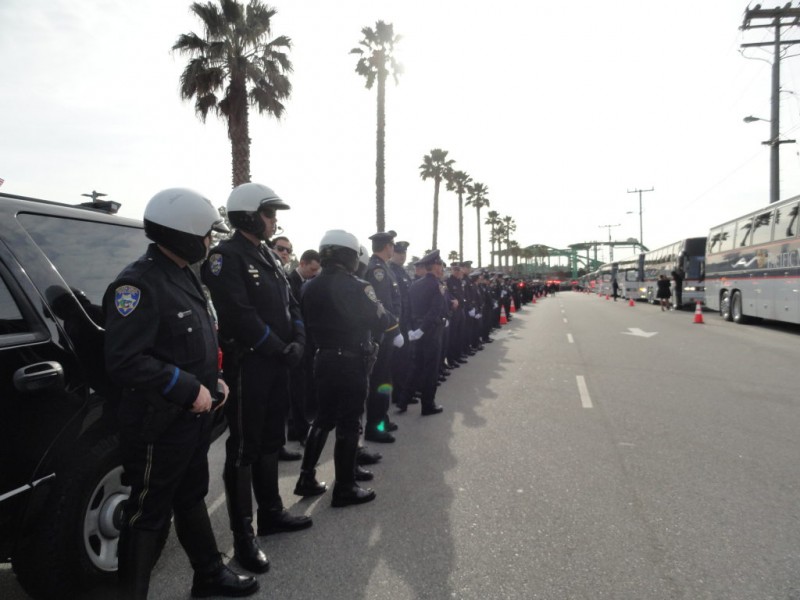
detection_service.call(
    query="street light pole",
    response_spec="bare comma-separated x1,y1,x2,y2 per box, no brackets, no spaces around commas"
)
598,223,620,261
627,187,653,250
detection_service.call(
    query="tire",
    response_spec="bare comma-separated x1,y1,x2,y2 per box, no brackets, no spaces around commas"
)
13,435,130,598
731,291,748,324
720,290,733,321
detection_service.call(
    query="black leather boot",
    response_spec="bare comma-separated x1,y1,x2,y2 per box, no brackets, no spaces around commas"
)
173,501,258,597
355,464,374,481
356,445,382,465
331,436,376,508
294,427,329,497
117,526,162,600
223,465,270,573
253,452,313,535
190,555,259,598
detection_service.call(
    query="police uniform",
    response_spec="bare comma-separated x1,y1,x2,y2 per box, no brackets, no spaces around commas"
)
363,231,401,441
445,264,466,366
388,242,414,407
201,230,310,546
407,250,446,415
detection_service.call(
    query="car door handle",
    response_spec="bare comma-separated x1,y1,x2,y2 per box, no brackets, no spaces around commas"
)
13,361,64,393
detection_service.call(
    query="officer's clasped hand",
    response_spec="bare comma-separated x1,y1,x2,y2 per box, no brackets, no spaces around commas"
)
212,379,229,410
392,333,404,348
408,329,424,341
191,385,213,413
283,342,304,367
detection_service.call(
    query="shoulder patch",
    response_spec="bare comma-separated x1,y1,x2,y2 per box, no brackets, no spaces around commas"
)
374,268,385,282
209,253,223,276
364,285,379,303
115,285,141,317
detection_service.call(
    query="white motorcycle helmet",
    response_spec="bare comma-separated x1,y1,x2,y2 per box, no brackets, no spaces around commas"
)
226,182,290,239
319,230,361,272
143,188,228,263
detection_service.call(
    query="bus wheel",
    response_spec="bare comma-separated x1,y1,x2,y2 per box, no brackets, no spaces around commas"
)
720,291,733,321
731,291,748,324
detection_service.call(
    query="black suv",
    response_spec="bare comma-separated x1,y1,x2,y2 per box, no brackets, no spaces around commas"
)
0,192,153,598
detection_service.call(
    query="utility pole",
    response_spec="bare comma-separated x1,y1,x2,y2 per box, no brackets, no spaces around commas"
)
598,224,620,261
741,4,800,204
627,187,653,250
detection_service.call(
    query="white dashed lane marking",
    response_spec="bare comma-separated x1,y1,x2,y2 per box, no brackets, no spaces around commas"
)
576,375,593,408
567,333,574,344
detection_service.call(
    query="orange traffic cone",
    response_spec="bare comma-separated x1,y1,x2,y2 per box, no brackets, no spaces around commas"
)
693,301,704,324
605,294,610,300
500,313,508,325
510,304,516,313
532,296,537,304
629,298,635,307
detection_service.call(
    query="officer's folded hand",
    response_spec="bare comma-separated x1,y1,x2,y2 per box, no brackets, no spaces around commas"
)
392,333,404,348
213,379,229,410
191,385,213,413
283,342,304,367
408,329,424,341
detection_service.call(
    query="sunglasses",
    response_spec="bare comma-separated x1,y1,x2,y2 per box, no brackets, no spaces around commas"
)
275,244,293,253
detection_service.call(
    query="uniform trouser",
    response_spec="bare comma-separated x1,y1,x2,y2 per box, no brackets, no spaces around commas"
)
313,351,370,440
119,402,213,533
225,353,289,467
288,363,310,440
365,339,394,430
413,327,443,409
447,310,464,362
391,331,412,404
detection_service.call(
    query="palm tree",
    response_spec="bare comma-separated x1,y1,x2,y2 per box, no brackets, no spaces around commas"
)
485,210,500,266
508,240,520,269
492,220,506,268
445,170,472,261
465,182,490,267
447,250,459,264
173,0,293,187
351,21,403,231
419,149,455,250
502,216,517,268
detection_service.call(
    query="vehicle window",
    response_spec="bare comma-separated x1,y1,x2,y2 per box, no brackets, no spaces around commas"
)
17,214,146,324
736,218,754,247
750,210,773,246
774,202,799,240
0,272,30,336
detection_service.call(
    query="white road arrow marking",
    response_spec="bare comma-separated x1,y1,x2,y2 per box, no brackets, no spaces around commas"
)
622,327,658,338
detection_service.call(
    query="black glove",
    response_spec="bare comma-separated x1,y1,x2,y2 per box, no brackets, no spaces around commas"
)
282,342,304,367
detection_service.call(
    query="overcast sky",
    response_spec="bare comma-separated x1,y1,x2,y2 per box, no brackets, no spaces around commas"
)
3,0,800,266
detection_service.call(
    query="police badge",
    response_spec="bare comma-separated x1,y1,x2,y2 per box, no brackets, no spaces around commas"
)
374,268,385,282
209,253,223,276
115,285,141,317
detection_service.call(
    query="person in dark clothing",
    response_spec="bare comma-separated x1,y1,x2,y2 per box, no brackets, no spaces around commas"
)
656,274,672,311
201,183,311,576
671,265,685,309
406,250,446,416
363,231,403,443
287,249,321,443
105,188,257,599
293,230,397,507
611,277,619,301
388,241,415,409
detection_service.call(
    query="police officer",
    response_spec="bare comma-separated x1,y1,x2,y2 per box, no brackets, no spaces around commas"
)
445,262,465,368
201,183,311,575
294,230,397,506
363,231,403,443
387,241,414,406
104,188,257,599
407,250,446,415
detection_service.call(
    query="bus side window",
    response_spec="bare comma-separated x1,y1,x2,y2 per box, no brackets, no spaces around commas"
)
775,202,799,240
750,211,773,246
737,218,754,247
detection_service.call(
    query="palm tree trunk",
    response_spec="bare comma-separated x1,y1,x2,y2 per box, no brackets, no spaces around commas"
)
432,177,440,250
375,70,386,231
457,193,464,261
476,207,482,267
228,82,251,187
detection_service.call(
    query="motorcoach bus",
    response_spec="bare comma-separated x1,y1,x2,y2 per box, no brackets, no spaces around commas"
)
705,195,799,324
642,237,706,308
615,254,646,300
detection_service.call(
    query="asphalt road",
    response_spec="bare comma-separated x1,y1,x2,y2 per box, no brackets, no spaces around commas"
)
3,292,800,599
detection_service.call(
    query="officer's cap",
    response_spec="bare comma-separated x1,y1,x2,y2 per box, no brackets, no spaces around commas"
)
394,241,410,253
469,271,480,279
450,262,461,269
460,260,473,268
415,249,442,267
368,230,397,244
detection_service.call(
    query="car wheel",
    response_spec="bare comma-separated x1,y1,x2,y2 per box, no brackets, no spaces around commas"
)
13,435,129,598
731,291,747,324
720,291,732,321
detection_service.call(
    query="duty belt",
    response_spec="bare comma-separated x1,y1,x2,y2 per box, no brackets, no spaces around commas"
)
316,347,363,359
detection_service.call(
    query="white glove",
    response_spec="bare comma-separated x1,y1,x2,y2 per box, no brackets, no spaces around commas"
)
475,313,482,319
493,302,498,309
501,291,507,297
445,319,450,328
468,309,476,317
408,329,424,341
392,333,405,348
